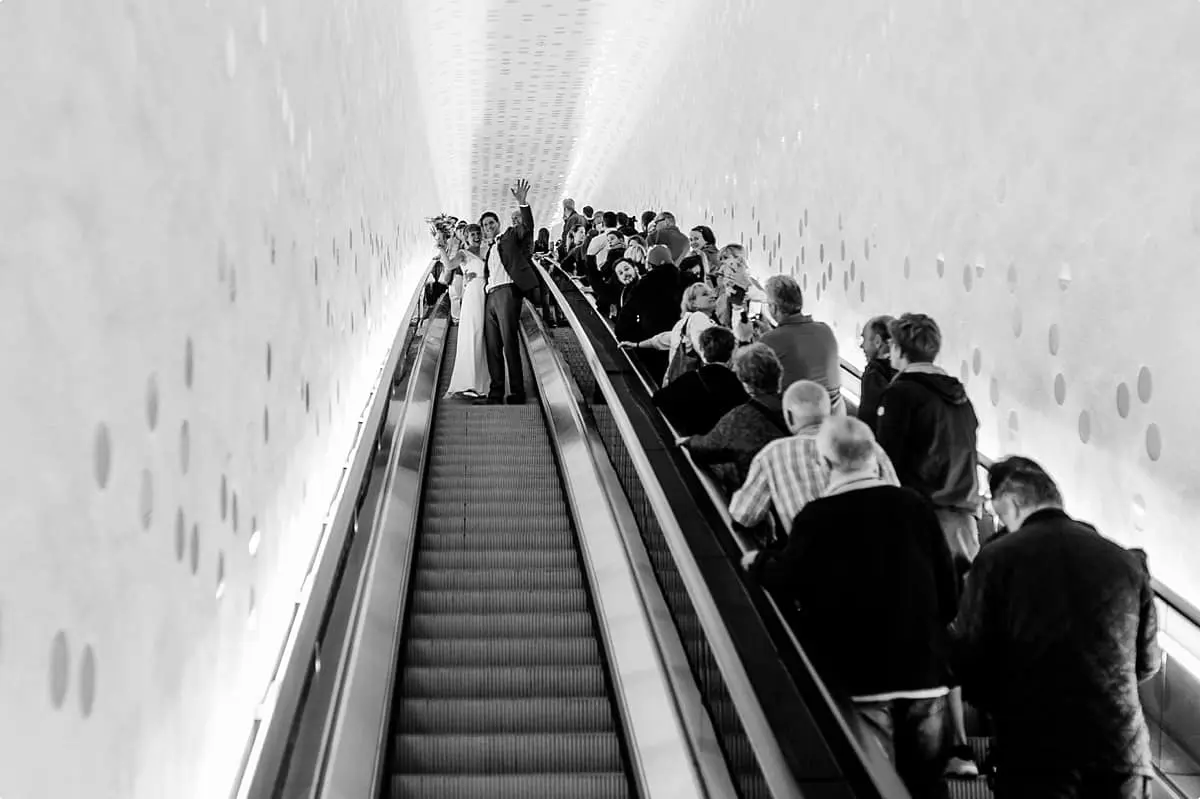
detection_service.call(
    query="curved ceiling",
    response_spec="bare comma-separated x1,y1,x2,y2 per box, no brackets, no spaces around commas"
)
400,0,695,224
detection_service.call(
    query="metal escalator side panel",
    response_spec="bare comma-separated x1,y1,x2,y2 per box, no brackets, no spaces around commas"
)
520,307,731,799
316,316,450,799
524,307,743,799
534,265,811,799
233,285,444,799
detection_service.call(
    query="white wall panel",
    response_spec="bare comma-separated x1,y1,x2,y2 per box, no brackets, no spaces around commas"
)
595,0,1200,607
0,0,438,796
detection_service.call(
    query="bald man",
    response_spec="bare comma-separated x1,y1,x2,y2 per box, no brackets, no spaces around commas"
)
730,380,898,534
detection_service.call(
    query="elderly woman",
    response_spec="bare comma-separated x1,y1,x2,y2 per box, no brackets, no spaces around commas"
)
619,281,718,385
682,343,791,496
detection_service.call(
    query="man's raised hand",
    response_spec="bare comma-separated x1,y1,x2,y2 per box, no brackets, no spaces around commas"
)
511,179,531,205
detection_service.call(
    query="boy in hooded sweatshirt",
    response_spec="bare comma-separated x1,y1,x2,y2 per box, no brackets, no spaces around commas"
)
875,312,982,780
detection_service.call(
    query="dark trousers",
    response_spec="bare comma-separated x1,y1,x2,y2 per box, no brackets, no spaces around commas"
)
854,695,948,799
994,769,1152,799
484,284,524,400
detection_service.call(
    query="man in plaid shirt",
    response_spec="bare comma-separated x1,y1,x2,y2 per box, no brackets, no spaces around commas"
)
730,380,900,533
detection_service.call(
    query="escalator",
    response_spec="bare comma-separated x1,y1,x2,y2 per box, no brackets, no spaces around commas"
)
262,291,896,799
385,322,635,799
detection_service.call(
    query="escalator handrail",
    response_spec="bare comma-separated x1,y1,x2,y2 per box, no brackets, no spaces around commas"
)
535,260,908,799
834,359,1200,631
230,261,440,799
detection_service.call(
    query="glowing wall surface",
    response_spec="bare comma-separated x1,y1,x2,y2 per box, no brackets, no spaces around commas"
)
595,0,1200,608
0,1,438,796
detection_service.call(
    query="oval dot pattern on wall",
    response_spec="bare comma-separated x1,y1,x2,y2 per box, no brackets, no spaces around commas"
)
94,424,112,489
79,644,96,718
1146,424,1162,461
179,420,190,474
1078,410,1091,443
1137,367,1153,403
190,524,200,575
175,509,186,561
1048,324,1061,356
1054,374,1067,405
184,338,195,389
963,264,973,291
139,469,154,530
49,631,69,709
146,375,160,431
1116,383,1131,418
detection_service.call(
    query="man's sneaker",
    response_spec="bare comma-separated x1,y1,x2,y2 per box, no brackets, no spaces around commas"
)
944,744,980,778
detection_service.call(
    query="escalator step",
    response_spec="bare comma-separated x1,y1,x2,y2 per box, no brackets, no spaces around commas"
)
421,514,572,535
410,589,588,614
427,470,561,489
419,531,575,551
432,434,555,447
400,665,607,698
390,772,629,799
416,549,578,570
393,732,623,774
404,636,601,667
414,567,583,591
427,445,551,460
425,464,559,482
423,485,566,504
424,499,568,515
395,697,615,734
407,612,594,639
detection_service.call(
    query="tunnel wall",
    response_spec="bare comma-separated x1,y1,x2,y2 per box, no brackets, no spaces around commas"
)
596,0,1200,606
0,1,439,797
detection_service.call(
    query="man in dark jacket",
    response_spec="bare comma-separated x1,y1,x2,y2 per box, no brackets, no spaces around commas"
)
875,311,980,777
560,198,584,250
477,179,539,406
647,210,691,264
654,326,747,435
876,313,980,568
951,458,1160,798
622,245,680,382
743,416,957,799
857,314,896,431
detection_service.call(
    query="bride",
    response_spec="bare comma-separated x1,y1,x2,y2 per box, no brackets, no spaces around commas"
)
443,223,490,397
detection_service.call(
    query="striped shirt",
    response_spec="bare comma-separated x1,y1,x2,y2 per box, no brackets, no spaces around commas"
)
729,424,900,531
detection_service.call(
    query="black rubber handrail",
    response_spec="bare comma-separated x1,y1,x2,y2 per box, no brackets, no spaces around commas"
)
537,259,910,799
835,359,1200,631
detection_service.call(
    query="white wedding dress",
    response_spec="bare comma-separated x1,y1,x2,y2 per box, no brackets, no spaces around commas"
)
444,249,490,397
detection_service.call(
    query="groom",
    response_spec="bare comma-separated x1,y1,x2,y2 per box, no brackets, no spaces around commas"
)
476,178,539,405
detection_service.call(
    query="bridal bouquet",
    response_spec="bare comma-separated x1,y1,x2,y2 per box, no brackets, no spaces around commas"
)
426,213,458,240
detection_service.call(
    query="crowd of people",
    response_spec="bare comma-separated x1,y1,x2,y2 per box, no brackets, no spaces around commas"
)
425,192,1163,799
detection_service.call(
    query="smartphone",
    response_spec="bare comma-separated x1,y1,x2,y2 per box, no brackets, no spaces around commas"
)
747,301,763,319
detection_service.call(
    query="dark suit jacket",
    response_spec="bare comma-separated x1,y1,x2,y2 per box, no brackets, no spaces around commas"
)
490,205,539,293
